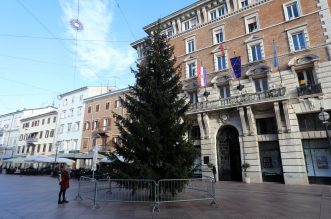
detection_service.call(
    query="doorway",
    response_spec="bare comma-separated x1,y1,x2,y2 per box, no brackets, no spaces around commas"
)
217,126,242,181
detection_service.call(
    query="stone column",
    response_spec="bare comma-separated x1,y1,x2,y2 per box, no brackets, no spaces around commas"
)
278,103,308,185
197,113,205,139
201,6,207,23
233,0,238,11
226,0,232,13
197,9,202,25
176,18,182,33
172,20,177,35
238,107,248,136
274,102,283,134
246,106,256,135
282,100,291,133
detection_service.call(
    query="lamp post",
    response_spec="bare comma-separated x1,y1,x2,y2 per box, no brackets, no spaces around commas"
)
318,107,331,152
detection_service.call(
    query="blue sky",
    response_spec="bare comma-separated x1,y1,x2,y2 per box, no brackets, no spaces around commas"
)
0,0,196,115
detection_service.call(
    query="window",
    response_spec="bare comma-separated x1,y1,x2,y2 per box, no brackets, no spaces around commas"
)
256,117,277,134
241,0,249,8
88,106,92,113
213,27,224,45
93,120,99,130
189,92,198,104
74,122,80,132
287,26,309,52
115,99,123,108
106,102,110,110
37,144,40,153
254,78,269,92
58,124,64,134
80,94,83,101
189,126,201,140
103,117,110,127
186,60,197,78
84,121,90,131
45,130,49,138
298,113,330,132
248,43,264,62
215,54,227,71
43,144,47,152
21,146,25,154
218,4,227,16
61,110,66,119
297,68,316,86
47,117,51,124
69,108,74,117
71,97,75,103
53,116,56,123
96,104,100,112
19,134,23,141
186,38,195,54
67,123,72,132
292,32,306,51
220,85,230,98
165,27,174,38
50,129,54,137
284,0,301,21
182,17,198,31
42,119,45,125
77,106,82,116
63,99,68,106
39,131,43,139
48,143,52,152
210,9,217,21
245,14,259,33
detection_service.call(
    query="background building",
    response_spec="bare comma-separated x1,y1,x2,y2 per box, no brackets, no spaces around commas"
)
132,0,331,185
16,109,57,157
81,88,128,154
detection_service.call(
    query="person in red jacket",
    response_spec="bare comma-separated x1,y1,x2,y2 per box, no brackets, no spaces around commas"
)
58,164,70,204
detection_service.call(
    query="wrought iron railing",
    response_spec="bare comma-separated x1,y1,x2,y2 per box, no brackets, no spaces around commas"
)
188,87,287,114
297,83,322,97
26,138,38,145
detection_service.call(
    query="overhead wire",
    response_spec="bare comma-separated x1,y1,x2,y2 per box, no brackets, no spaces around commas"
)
114,0,136,41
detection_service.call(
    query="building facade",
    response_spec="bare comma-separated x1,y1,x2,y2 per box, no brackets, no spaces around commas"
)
81,88,128,154
54,86,110,158
132,0,331,185
16,109,58,157
0,107,58,161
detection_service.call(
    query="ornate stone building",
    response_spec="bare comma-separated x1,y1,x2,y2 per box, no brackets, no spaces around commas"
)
132,0,331,185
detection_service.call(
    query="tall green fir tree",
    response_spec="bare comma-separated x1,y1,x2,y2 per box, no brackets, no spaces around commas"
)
110,24,197,181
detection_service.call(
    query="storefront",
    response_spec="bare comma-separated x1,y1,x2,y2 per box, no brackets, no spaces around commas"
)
303,139,331,184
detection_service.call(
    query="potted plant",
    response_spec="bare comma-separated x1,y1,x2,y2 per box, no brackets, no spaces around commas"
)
242,162,250,183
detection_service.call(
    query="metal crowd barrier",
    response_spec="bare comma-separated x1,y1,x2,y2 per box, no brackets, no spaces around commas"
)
75,176,216,212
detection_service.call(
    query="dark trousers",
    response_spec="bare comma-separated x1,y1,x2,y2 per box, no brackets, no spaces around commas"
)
58,189,67,201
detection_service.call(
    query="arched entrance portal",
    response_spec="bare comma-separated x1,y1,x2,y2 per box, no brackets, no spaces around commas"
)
217,126,242,181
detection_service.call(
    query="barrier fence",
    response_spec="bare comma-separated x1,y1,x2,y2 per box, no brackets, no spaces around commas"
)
75,176,216,212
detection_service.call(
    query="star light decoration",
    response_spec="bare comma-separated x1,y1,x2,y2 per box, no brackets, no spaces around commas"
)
70,18,84,31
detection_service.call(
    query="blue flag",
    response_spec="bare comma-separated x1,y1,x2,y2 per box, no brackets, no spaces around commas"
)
272,40,279,68
230,56,241,79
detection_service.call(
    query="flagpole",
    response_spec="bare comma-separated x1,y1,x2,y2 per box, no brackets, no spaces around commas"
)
273,40,283,86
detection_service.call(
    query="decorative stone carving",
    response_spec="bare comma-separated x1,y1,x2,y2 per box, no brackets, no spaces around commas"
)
288,54,319,67
182,79,198,92
211,74,233,86
218,112,229,123
246,64,271,78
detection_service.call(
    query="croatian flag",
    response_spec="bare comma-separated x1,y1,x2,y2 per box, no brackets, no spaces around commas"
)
197,65,207,87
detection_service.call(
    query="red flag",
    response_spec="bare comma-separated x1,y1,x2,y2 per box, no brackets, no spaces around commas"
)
219,44,225,56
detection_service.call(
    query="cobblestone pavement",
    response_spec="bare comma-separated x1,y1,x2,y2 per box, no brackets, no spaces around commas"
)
0,174,331,219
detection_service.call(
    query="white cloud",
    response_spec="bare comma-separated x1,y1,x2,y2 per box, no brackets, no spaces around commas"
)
60,0,135,82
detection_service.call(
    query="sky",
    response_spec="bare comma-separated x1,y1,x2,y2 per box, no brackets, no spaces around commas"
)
0,0,196,115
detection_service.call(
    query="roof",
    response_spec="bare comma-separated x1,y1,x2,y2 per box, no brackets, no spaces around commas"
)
20,110,58,122
84,87,130,103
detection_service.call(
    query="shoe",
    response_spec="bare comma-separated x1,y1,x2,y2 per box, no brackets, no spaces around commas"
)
62,200,69,203
58,201,63,204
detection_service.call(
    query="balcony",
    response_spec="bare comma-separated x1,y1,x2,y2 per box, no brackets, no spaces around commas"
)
187,87,287,115
26,138,38,145
92,126,111,138
297,83,322,97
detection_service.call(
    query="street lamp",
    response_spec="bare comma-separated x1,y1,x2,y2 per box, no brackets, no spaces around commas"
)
318,107,331,152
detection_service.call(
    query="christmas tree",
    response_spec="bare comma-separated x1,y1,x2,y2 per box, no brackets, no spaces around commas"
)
110,24,197,181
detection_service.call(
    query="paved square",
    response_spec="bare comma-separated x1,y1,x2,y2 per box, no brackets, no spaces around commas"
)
0,174,330,219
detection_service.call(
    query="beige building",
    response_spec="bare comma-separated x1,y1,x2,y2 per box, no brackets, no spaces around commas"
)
132,0,331,185
81,88,129,154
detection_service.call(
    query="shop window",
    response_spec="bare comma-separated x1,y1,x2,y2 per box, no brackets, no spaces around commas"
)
256,117,277,134
297,113,330,131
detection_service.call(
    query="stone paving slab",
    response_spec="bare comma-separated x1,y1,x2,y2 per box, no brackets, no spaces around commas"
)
0,174,330,219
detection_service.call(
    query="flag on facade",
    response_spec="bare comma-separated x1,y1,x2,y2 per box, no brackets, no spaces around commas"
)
230,56,241,79
272,40,279,68
219,44,225,56
197,64,207,87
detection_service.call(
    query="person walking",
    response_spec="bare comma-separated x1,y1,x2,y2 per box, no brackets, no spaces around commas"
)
58,164,70,204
